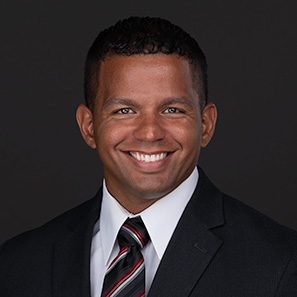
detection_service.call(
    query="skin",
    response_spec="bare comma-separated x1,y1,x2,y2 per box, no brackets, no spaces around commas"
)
76,54,217,213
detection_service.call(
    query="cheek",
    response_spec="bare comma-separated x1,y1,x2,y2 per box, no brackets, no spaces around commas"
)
95,121,131,151
168,121,201,146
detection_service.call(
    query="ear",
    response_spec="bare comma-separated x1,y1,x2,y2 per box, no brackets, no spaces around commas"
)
201,102,217,147
76,104,97,149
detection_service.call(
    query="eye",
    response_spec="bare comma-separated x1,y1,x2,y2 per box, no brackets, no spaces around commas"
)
116,108,134,114
163,107,182,114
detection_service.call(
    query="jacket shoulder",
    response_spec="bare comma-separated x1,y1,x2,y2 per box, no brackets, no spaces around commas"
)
221,193,297,259
0,195,99,259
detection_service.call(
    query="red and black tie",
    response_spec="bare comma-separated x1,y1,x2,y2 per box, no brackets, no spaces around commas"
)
101,217,150,297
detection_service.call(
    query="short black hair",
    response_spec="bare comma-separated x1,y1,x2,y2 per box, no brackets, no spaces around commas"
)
84,16,208,110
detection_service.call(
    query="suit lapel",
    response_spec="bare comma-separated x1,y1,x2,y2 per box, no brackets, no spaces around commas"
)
50,169,223,297
148,169,224,297
52,192,102,297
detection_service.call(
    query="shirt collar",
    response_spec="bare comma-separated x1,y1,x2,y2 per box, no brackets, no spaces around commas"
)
99,181,128,265
140,167,198,259
99,167,199,264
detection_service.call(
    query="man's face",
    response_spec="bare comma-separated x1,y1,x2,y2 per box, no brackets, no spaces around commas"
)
77,54,217,211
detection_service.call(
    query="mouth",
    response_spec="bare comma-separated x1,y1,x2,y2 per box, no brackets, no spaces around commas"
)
129,151,169,163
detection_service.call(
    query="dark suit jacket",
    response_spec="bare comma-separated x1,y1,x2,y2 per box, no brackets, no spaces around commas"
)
1,169,297,296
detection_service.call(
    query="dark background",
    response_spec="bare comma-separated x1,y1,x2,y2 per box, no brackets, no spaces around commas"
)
1,0,296,244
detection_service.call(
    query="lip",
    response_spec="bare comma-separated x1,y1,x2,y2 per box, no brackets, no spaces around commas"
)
128,150,173,154
129,151,167,162
123,150,174,172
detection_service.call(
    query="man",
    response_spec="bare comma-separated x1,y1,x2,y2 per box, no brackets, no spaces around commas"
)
0,16,296,297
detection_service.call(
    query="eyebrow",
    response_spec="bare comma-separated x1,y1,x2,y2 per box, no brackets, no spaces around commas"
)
102,98,139,109
102,96,195,109
161,97,195,108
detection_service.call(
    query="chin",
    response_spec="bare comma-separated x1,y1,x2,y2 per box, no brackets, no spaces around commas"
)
129,180,175,200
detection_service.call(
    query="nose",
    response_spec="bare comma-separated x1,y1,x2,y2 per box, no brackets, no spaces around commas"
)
133,113,165,142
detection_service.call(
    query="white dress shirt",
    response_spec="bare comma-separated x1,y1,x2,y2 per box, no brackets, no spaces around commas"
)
90,167,199,297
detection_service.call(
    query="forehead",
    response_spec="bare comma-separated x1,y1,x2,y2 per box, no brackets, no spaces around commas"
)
100,53,191,72
96,54,198,101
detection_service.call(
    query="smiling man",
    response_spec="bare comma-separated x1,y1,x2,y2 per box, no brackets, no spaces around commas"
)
1,17,297,297
76,53,216,213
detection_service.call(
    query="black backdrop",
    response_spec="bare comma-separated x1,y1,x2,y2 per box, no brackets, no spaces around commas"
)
1,0,296,244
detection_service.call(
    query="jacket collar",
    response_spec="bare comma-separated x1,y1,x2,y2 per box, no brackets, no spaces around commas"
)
52,192,102,297
147,168,224,297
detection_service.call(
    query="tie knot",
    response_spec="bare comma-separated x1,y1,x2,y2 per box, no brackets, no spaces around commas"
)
118,217,150,249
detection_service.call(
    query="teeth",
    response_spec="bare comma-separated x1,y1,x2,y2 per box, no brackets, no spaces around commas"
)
130,152,167,162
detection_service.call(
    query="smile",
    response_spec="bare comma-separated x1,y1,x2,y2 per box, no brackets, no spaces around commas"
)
129,152,168,163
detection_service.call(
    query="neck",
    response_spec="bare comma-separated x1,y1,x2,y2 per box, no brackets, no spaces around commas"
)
116,197,158,214
104,182,165,214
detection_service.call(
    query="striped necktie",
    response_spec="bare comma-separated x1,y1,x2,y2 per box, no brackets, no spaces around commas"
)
101,217,150,297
